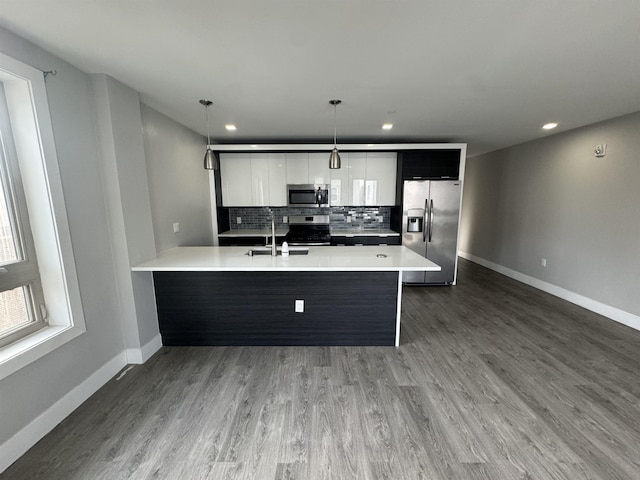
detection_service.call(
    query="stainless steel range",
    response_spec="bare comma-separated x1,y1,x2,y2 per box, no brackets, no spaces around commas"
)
285,215,331,246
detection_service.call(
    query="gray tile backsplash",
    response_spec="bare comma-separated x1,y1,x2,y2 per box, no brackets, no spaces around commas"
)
328,206,391,230
228,206,391,230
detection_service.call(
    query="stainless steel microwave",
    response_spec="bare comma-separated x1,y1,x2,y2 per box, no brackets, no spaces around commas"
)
287,184,329,207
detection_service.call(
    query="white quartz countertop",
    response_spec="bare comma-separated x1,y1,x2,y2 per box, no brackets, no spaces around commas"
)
132,246,440,272
218,228,289,237
330,229,400,237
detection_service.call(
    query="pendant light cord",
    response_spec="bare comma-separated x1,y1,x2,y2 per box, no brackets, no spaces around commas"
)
200,99,213,146
333,103,337,147
206,105,211,146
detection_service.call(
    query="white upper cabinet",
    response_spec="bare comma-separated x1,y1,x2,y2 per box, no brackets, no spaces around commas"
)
329,155,350,206
365,152,397,205
268,153,287,206
250,154,269,206
328,151,398,206
220,154,252,206
220,153,287,206
348,153,367,206
285,153,309,184
308,153,331,185
220,150,397,207
286,153,331,185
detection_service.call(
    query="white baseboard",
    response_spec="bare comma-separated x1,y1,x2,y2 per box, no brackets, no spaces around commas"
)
125,333,162,364
1,334,164,473
0,352,127,473
459,251,640,332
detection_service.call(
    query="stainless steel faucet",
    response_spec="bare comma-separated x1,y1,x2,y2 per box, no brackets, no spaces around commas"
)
270,210,277,256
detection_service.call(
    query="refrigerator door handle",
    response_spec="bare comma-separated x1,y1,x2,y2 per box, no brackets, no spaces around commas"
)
423,199,428,242
428,199,434,242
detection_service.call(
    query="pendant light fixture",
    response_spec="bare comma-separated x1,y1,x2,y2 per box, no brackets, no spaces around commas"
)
200,99,218,170
329,99,342,169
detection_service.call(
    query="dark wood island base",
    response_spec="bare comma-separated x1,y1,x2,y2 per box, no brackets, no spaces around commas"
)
153,271,400,346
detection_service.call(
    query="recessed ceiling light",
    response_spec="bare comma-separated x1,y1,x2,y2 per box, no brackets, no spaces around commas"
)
382,123,393,130
542,122,558,130
225,124,237,131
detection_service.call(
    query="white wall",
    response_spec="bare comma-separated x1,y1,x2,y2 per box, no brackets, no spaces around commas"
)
460,112,640,327
0,27,125,460
140,104,213,252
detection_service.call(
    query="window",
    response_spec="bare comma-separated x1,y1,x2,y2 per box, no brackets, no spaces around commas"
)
0,83,47,347
0,52,85,380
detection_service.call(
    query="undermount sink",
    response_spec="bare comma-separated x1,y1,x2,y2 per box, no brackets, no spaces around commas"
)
246,248,309,256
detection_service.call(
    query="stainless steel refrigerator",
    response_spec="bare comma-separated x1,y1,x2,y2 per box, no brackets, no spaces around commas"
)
402,180,461,284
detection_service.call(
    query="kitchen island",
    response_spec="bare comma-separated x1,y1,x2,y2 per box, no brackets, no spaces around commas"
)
132,246,440,346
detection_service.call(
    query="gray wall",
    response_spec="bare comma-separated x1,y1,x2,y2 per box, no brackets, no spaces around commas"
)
91,74,159,352
0,29,124,444
460,112,640,318
0,28,213,463
141,104,213,253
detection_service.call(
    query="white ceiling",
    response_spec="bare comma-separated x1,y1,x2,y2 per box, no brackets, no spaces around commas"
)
1,1,639,156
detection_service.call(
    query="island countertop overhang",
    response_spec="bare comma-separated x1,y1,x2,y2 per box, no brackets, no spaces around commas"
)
132,246,441,273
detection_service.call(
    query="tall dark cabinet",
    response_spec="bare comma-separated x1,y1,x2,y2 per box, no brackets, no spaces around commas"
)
391,149,462,233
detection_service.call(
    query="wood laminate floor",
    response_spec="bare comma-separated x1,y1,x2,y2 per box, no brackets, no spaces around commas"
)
3,259,640,479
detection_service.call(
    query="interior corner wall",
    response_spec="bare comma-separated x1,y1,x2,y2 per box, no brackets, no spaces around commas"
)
0,27,125,461
90,74,159,353
459,112,640,322
140,104,213,253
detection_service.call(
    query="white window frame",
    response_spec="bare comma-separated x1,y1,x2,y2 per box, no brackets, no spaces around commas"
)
0,52,86,381
0,82,47,346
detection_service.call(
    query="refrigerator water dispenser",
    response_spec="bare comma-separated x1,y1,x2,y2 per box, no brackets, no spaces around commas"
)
407,216,423,232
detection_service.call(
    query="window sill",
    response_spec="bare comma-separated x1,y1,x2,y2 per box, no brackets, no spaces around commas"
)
0,324,85,381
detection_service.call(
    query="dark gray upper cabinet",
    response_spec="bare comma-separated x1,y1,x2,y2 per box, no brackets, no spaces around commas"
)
398,150,461,180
